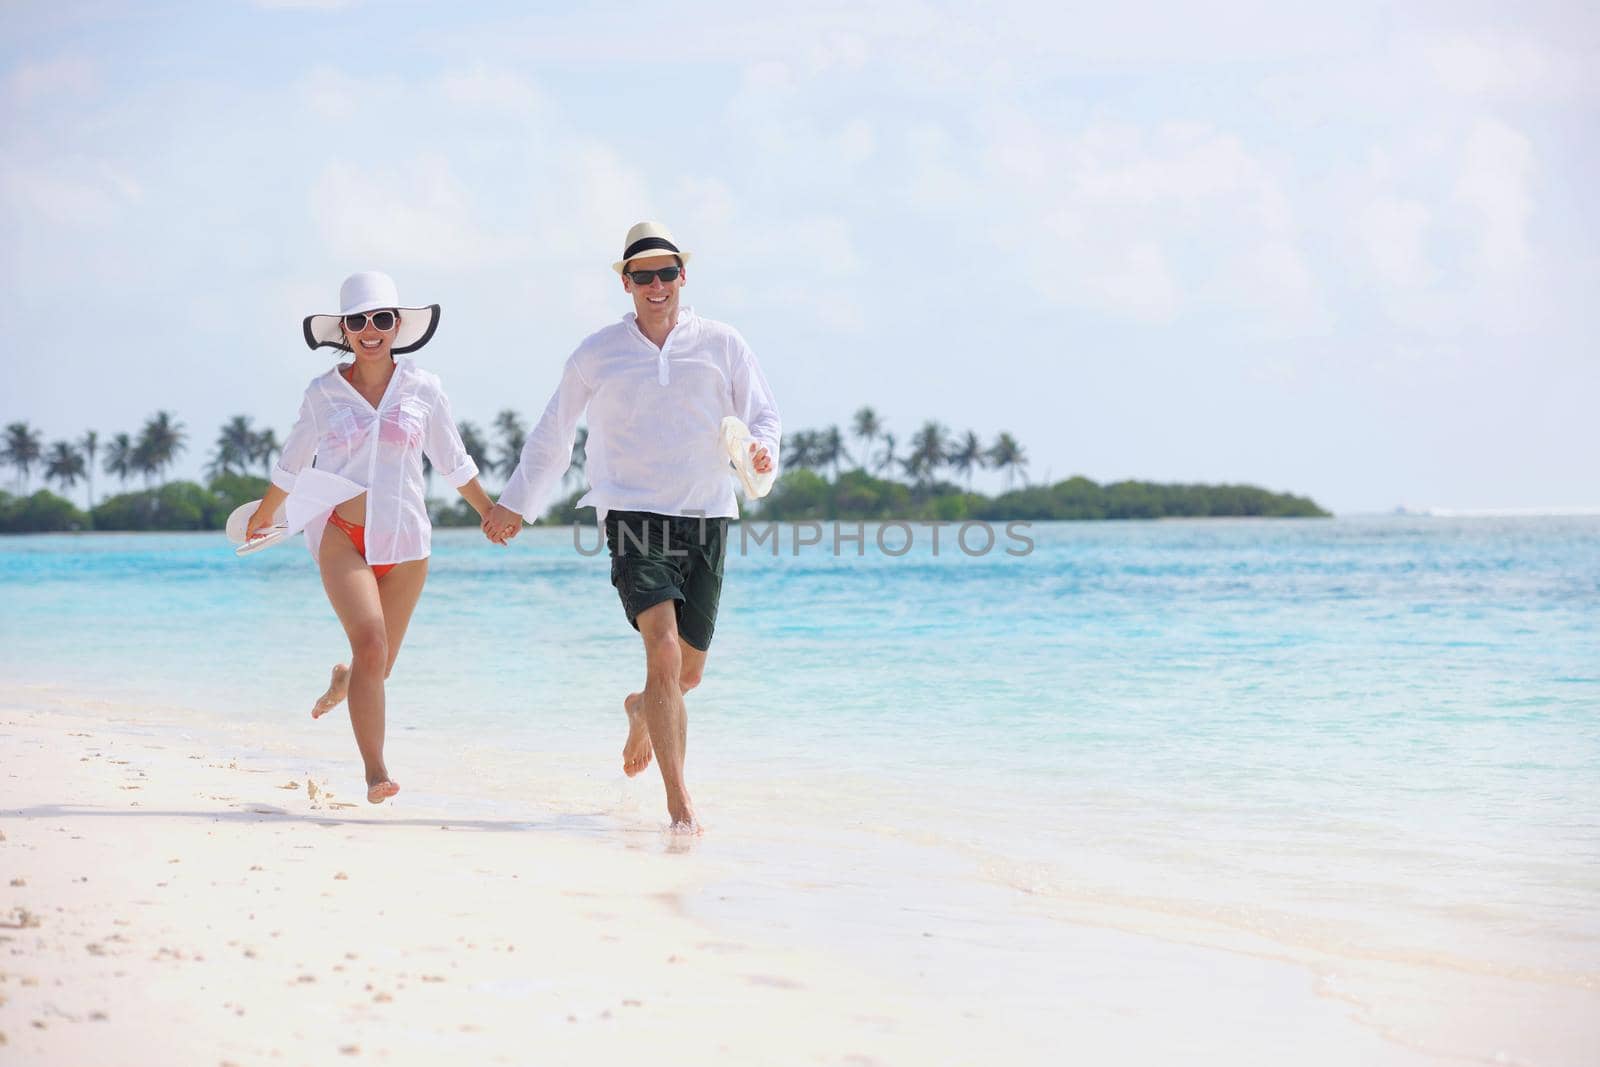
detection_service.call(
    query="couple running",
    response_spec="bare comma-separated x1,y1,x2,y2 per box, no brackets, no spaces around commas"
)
245,222,782,831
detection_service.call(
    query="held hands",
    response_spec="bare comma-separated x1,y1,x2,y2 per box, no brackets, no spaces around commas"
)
482,502,524,545
750,443,773,475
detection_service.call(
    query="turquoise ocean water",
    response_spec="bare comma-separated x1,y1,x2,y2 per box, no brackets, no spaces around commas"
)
3,516,1598,1052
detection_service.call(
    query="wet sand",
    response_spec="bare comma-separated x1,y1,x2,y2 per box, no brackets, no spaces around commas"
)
1,700,1587,1065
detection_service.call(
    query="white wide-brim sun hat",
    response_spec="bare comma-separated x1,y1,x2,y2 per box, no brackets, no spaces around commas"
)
302,271,440,354
611,221,693,274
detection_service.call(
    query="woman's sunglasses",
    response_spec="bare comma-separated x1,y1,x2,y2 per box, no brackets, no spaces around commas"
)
626,266,681,286
342,310,398,333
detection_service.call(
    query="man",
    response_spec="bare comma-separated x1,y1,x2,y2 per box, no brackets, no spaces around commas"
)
484,222,780,831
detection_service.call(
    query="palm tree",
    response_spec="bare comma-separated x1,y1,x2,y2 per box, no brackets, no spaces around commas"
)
563,426,589,490
104,433,135,490
949,430,985,493
134,411,186,485
208,415,256,479
908,421,948,489
816,426,849,480
493,409,526,479
851,407,881,471
80,430,99,509
458,420,492,474
44,440,87,497
252,427,281,476
987,432,1028,491
2,422,44,493
874,432,897,478
784,430,818,470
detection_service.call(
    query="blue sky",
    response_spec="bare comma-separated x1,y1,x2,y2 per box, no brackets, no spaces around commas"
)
3,1,1596,512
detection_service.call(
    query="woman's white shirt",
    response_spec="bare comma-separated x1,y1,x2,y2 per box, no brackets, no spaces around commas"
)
271,357,477,565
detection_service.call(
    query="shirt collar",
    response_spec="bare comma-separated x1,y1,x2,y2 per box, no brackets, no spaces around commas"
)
623,306,698,343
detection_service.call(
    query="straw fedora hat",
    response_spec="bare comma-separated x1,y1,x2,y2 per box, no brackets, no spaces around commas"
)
302,271,440,354
612,221,693,274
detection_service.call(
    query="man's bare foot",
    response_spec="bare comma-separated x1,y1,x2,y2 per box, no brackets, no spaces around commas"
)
622,692,653,777
367,779,399,804
666,791,698,833
312,664,351,719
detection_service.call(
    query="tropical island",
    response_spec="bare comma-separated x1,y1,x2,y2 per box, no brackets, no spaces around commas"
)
0,407,1327,533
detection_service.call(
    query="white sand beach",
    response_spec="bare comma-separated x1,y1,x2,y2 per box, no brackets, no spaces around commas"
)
2,689,1596,1066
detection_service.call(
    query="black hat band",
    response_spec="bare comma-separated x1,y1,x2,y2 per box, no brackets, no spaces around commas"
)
623,236,680,260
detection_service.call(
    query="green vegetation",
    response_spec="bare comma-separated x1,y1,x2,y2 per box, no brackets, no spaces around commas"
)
0,475,271,534
88,473,270,532
753,469,1326,522
0,490,90,533
0,404,1327,533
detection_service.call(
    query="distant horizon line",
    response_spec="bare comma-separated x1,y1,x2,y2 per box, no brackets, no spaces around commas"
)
1360,506,1600,518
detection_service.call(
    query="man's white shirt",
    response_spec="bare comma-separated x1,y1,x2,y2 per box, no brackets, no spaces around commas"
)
499,307,781,524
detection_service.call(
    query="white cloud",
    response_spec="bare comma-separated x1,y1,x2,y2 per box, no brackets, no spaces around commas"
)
435,64,544,113
311,156,516,271
723,60,878,188
252,0,354,9
4,55,95,105
905,122,970,209
549,142,655,259
1,162,141,227
1359,195,1433,288
1089,240,1179,321
833,118,876,167
978,116,1323,330
296,66,403,122
1455,118,1534,273
1426,34,1598,103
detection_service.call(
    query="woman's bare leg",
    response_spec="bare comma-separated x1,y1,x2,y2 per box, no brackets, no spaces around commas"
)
376,559,427,678
318,530,395,802
312,558,427,718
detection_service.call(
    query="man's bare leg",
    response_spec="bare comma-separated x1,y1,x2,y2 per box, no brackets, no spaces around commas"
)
633,601,697,829
623,637,707,777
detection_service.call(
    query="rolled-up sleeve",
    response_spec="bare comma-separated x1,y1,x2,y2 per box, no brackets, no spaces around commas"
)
730,333,781,475
271,395,318,492
499,354,592,520
423,380,479,489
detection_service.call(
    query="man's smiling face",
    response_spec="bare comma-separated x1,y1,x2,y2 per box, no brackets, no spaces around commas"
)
622,254,686,323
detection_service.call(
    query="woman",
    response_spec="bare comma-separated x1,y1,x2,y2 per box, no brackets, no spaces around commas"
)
246,271,492,804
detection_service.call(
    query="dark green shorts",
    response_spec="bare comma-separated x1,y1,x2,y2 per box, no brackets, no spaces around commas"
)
604,511,729,652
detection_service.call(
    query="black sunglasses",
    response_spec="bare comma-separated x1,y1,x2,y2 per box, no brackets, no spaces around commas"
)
342,309,398,333
626,266,681,286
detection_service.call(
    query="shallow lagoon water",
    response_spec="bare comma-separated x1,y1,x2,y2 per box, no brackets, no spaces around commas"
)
3,516,1597,1059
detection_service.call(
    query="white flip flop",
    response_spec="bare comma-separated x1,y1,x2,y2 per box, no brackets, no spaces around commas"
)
226,498,288,556
721,416,776,499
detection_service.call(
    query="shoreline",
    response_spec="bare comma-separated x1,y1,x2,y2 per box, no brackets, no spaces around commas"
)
5,691,1595,1064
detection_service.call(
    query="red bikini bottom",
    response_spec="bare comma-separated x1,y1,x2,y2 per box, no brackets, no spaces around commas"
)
327,512,396,580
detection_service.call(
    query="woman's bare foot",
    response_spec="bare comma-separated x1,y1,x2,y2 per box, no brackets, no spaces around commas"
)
367,779,399,804
312,664,351,719
622,692,653,777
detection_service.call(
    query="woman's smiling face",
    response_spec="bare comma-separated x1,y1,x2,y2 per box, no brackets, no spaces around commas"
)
341,309,401,364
